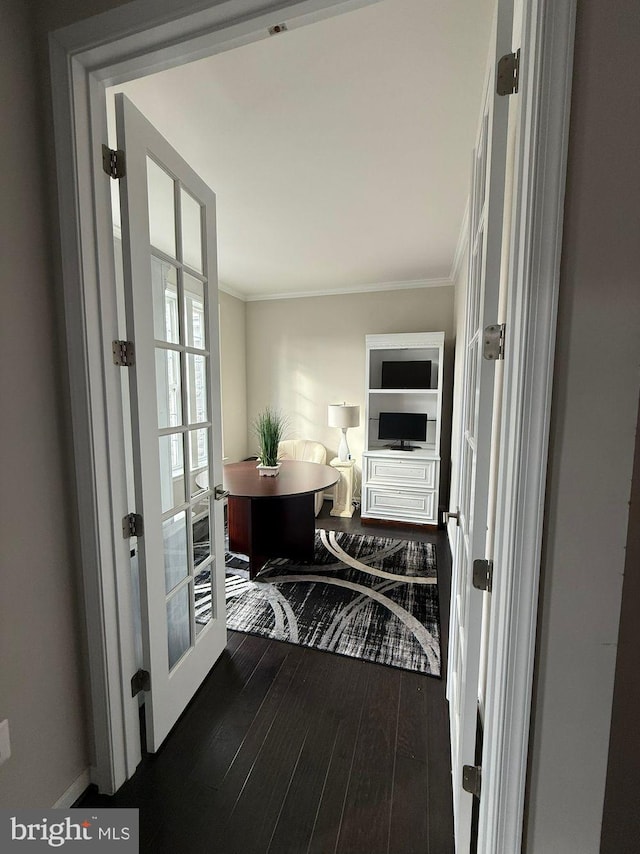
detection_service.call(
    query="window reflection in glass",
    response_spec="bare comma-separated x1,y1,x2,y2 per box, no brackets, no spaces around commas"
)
184,274,206,350
156,348,182,429
187,354,207,425
189,428,209,480
159,434,184,513
151,259,179,344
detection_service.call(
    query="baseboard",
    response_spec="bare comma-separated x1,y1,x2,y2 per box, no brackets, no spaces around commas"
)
52,768,91,808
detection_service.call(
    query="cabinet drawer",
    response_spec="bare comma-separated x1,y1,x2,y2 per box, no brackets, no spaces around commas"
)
363,486,437,524
365,456,437,489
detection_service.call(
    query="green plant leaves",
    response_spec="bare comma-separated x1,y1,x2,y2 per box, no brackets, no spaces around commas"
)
253,407,286,467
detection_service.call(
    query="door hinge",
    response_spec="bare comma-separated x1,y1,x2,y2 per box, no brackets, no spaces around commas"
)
462,764,482,799
112,340,135,367
102,144,126,179
473,559,493,593
131,669,150,697
122,513,144,539
497,49,520,96
483,323,506,361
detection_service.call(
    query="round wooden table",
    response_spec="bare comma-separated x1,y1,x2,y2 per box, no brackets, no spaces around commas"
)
223,459,339,578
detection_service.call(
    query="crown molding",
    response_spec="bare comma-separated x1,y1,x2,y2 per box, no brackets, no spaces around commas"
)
243,276,454,302
114,236,459,304
218,280,247,301
112,239,457,304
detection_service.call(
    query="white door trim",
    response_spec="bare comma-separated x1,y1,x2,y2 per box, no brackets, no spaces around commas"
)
48,3,576,851
49,47,141,793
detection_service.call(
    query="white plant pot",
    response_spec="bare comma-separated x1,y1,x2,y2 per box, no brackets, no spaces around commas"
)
256,463,281,477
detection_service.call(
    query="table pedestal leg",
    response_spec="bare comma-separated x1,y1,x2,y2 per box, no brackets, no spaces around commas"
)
228,493,316,580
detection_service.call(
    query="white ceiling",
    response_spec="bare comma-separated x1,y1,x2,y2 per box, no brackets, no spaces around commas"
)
109,0,494,300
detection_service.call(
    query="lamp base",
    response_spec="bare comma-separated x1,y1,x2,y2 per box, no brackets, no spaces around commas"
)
338,429,351,462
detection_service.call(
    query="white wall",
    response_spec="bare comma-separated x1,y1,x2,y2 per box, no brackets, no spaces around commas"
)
245,286,455,496
525,0,640,850
219,290,248,462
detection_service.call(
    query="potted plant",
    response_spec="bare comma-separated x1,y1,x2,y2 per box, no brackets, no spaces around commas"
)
253,407,286,475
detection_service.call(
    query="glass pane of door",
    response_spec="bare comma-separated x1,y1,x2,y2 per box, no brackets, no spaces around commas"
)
187,354,208,425
151,260,179,343
194,566,213,635
189,428,209,497
163,511,188,594
181,189,203,273
184,273,206,349
155,348,182,429
159,434,185,513
167,585,191,669
147,158,176,258
192,500,210,568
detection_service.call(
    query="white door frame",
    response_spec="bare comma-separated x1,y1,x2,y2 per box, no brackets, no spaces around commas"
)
479,1,577,849
49,0,575,849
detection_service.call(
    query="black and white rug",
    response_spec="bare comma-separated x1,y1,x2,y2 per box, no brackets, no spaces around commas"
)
222,529,441,677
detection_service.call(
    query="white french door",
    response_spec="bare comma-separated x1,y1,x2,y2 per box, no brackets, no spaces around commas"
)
447,3,512,850
115,94,226,752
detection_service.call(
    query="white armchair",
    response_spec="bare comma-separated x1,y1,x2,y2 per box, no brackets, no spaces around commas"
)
278,439,327,516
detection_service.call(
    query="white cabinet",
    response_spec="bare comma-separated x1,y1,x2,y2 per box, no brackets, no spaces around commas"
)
364,455,437,489
361,332,444,527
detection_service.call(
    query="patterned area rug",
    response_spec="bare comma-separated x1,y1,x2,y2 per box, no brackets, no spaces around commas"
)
223,529,441,677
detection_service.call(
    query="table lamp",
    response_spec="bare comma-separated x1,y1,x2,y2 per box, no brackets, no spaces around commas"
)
328,403,360,462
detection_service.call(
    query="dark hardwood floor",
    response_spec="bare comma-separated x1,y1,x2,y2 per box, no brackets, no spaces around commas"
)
79,506,454,853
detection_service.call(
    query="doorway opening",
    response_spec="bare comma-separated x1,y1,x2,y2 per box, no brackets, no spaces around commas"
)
50,0,576,849
105,0,494,769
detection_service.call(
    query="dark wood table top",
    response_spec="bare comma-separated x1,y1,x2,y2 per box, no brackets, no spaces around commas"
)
223,459,339,499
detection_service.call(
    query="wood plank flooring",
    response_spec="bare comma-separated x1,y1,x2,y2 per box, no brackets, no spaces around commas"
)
79,508,454,853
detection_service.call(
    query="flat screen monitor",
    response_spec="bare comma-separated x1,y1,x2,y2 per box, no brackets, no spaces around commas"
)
381,360,431,389
378,411,428,450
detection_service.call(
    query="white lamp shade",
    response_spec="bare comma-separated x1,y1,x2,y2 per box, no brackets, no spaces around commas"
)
327,404,360,429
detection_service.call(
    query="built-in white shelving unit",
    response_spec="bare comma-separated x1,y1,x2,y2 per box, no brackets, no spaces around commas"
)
362,332,444,527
